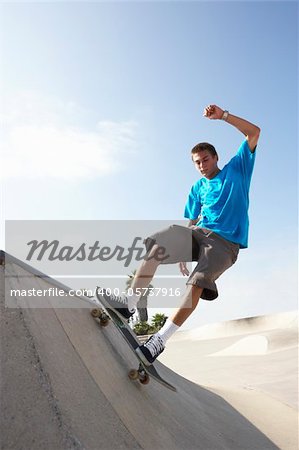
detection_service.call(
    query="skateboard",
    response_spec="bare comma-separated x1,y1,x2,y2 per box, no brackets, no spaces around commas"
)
92,290,176,392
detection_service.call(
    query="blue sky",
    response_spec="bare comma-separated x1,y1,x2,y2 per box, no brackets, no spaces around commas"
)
1,1,297,329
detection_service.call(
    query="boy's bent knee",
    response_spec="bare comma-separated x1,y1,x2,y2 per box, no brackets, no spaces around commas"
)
145,244,164,266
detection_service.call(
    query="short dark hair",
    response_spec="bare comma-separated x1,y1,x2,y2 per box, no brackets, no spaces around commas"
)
191,142,218,158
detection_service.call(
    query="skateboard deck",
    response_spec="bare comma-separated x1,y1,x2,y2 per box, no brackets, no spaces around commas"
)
92,290,176,392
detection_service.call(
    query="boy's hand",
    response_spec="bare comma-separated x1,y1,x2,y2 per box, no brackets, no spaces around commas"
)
179,262,190,276
203,104,224,120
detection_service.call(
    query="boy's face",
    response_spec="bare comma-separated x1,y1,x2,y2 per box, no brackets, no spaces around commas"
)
192,150,219,179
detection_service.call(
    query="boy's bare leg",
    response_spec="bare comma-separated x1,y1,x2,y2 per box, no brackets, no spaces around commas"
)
151,285,202,348
130,245,202,335
131,244,162,291
131,244,202,326
170,284,203,326
132,257,203,363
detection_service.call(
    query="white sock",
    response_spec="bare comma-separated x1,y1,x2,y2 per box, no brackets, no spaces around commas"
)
127,294,140,313
158,319,180,345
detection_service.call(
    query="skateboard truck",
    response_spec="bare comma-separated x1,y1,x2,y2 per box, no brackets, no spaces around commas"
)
128,364,150,385
91,308,110,327
91,307,151,385
90,304,176,391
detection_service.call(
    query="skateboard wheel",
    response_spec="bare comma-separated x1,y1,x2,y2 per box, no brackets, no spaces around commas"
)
139,373,150,385
128,369,139,380
91,308,102,318
99,317,109,327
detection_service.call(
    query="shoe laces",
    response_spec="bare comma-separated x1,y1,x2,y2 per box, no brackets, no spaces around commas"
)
105,290,127,305
144,335,164,357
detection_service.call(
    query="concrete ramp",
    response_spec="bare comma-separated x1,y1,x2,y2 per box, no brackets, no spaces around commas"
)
172,311,298,341
210,335,269,356
0,251,297,450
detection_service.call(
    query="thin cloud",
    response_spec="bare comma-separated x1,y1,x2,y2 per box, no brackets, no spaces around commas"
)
1,91,139,181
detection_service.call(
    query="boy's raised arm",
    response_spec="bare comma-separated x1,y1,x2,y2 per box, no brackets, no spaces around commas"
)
203,104,261,152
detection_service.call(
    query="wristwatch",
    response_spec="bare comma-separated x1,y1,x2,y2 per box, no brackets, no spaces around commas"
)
221,110,229,121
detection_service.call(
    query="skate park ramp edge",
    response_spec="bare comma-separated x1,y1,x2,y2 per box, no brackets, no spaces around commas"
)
1,250,297,450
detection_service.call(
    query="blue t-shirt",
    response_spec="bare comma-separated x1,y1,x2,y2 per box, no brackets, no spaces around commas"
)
184,139,256,248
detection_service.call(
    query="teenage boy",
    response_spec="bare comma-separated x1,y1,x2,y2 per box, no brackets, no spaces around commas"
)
100,104,260,365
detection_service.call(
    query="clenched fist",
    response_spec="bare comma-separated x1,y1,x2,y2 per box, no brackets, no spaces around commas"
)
203,104,224,120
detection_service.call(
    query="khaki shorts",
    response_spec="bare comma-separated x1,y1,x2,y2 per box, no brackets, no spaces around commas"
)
144,224,239,301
